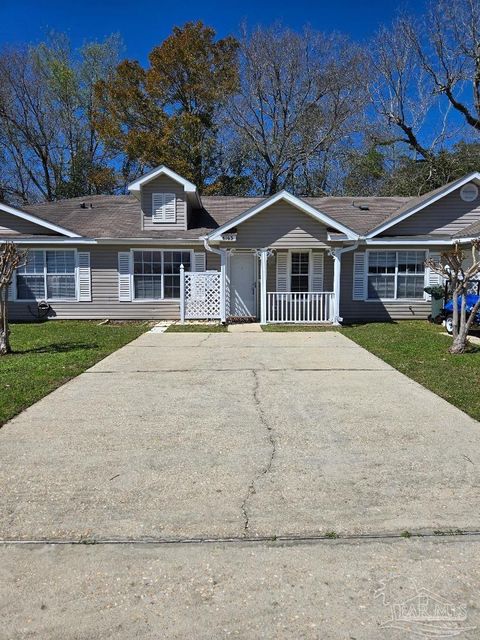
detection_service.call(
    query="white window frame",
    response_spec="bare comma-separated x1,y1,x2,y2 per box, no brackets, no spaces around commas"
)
15,248,79,302
152,192,176,224
288,249,312,292
365,250,428,302
131,248,193,302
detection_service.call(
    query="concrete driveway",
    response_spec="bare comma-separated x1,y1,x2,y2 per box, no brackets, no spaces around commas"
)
1,330,480,638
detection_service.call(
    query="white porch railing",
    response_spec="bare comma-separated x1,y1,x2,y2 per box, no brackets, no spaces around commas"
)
266,292,334,323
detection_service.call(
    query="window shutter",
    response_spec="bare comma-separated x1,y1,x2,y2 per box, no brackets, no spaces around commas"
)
152,193,176,223
118,252,132,301
77,252,91,301
8,273,17,301
276,251,288,291
427,252,442,287
311,251,324,292
163,193,176,223
353,252,367,300
193,251,206,272
152,193,164,223
425,251,442,300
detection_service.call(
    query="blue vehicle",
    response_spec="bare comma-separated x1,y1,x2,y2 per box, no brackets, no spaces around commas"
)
443,294,480,334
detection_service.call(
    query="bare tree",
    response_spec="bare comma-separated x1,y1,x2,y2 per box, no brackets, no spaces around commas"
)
0,242,26,355
226,25,367,195
426,241,480,354
369,19,450,165
405,0,480,134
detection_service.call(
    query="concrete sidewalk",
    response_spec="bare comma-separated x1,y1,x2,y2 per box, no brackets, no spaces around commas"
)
1,330,479,638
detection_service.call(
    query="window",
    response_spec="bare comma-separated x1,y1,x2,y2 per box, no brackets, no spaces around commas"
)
290,252,310,292
133,250,191,300
460,183,478,202
16,250,76,300
152,193,176,223
46,251,76,299
367,251,425,300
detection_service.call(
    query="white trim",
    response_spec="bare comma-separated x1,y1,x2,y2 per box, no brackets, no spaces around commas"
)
97,238,204,245
9,237,96,245
451,236,480,244
130,248,194,302
14,248,78,302
206,190,359,241
0,202,80,238
128,165,197,193
364,238,455,246
366,172,480,238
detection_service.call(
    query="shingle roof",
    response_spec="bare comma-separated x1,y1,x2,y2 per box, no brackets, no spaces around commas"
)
453,219,480,239
23,193,411,239
365,173,480,235
24,195,213,239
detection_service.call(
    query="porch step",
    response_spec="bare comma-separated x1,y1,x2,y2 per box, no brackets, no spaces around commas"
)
227,323,262,333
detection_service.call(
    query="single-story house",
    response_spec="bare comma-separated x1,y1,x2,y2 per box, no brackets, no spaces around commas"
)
2,165,480,324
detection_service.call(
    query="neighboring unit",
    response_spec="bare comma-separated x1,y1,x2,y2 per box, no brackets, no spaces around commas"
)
3,166,480,324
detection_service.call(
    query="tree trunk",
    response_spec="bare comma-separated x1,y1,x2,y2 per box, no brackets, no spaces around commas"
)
449,289,469,354
0,288,11,356
451,286,459,339
450,325,469,354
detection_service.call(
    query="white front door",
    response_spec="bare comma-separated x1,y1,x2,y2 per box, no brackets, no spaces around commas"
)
230,252,256,318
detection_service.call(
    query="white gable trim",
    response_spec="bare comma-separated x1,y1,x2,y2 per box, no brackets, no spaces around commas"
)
128,165,197,194
207,190,358,241
0,202,80,238
366,172,480,239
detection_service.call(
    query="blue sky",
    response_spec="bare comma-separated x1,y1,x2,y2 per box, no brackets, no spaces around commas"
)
1,0,428,61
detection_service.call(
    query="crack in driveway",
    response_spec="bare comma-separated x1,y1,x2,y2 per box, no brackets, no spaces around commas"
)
241,369,277,536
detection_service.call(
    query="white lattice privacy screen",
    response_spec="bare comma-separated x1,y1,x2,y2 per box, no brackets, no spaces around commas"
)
183,271,222,319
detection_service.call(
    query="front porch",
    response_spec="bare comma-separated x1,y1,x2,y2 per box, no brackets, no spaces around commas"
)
180,247,343,325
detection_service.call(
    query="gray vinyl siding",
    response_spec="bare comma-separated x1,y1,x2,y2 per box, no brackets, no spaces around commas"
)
9,245,215,321
324,252,334,291
0,211,58,236
340,247,434,322
234,202,329,248
266,250,334,291
141,175,187,231
384,185,480,236
206,251,220,271
266,254,277,292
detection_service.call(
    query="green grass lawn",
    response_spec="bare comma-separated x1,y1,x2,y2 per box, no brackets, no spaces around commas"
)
166,323,228,332
0,320,149,427
265,321,480,421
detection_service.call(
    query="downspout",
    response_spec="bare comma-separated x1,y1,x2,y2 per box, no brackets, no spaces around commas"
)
202,236,228,323
328,239,359,325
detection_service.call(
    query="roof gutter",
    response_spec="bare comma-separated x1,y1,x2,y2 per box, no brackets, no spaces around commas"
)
8,237,97,245
328,240,359,325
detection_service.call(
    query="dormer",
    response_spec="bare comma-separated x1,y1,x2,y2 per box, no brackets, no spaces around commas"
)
128,166,201,231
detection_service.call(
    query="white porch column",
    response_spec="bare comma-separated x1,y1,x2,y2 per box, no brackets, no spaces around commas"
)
180,263,185,324
260,248,268,324
332,249,342,325
220,250,227,323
